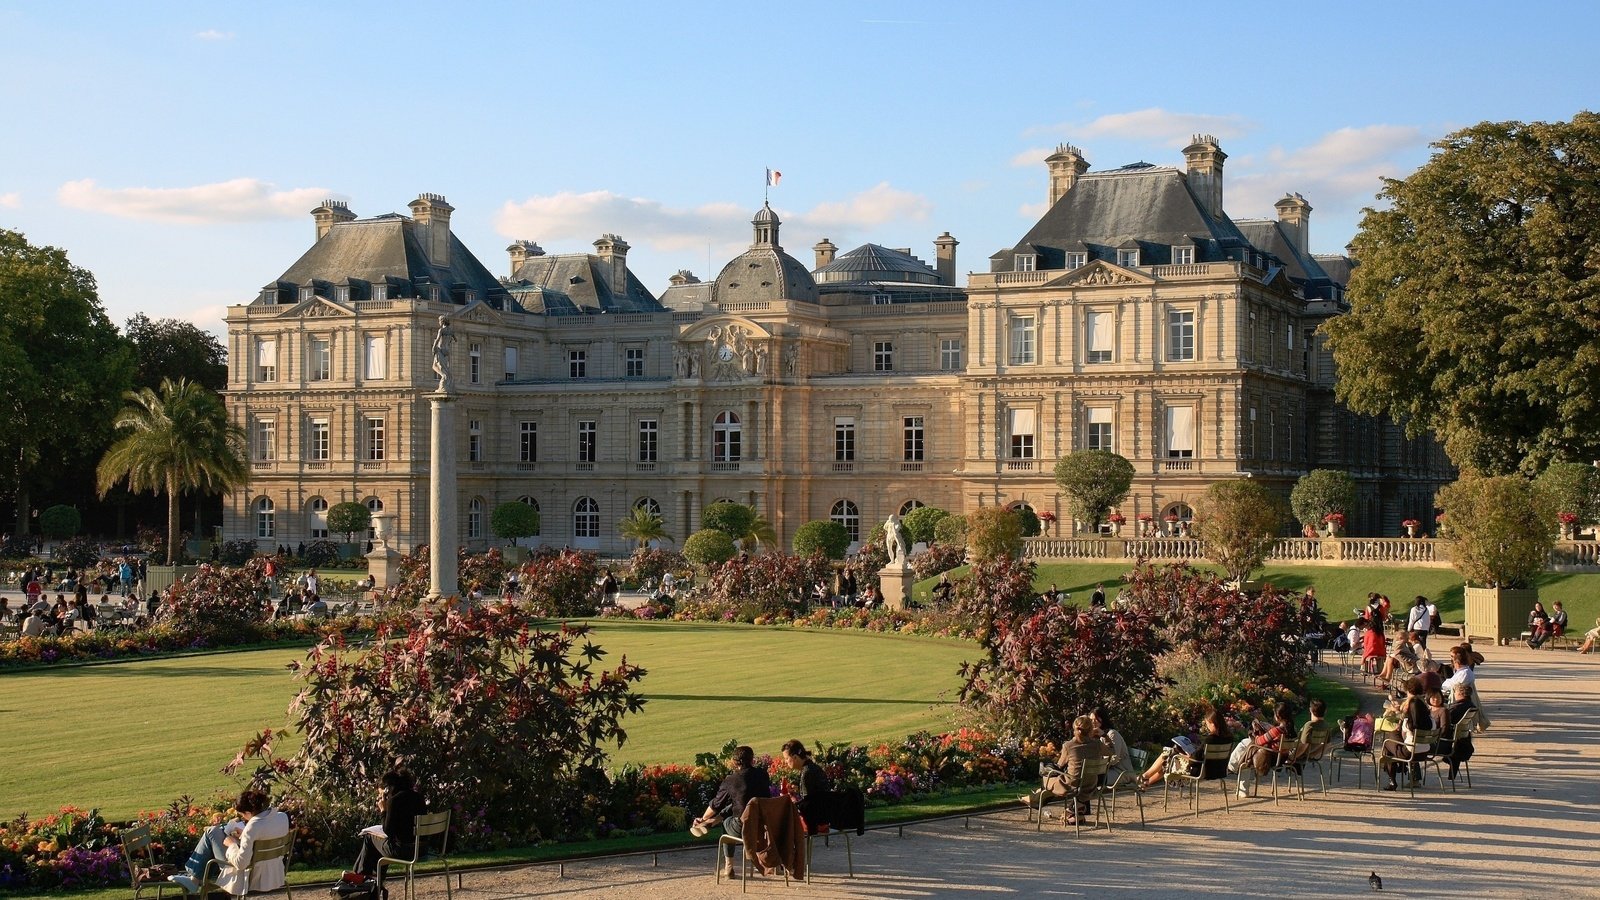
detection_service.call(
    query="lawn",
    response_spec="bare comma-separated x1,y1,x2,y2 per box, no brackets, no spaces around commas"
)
0,621,972,820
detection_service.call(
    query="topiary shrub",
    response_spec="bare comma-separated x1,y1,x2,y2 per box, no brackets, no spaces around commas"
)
701,502,756,538
1196,480,1288,583
899,506,950,546
1437,474,1554,588
932,514,967,546
38,505,81,540
683,529,738,569
492,501,541,547
1014,505,1041,537
965,507,1022,561
301,539,342,570
219,538,259,566
1289,469,1357,533
793,520,850,560
54,536,100,569
326,502,371,544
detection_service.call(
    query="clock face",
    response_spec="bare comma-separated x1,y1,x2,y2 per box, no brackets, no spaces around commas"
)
718,344,734,362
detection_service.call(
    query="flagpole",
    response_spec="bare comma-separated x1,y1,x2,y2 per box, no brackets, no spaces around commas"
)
764,168,769,205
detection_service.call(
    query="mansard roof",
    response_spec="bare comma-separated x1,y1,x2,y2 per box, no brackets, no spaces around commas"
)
814,243,941,285
275,215,506,301
1235,219,1332,283
508,253,663,313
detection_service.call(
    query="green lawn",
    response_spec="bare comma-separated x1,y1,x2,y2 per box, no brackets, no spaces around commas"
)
0,621,971,820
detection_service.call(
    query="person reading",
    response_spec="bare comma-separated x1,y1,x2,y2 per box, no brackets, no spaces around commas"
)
341,770,426,886
168,789,289,895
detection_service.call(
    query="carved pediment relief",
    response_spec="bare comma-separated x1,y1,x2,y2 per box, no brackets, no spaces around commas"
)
674,316,772,382
455,299,505,325
1045,260,1154,288
284,297,354,319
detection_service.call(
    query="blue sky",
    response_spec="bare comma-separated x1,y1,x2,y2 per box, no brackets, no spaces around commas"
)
2,0,1597,336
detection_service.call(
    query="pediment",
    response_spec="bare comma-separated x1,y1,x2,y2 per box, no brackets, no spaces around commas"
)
678,314,772,343
1044,260,1154,288
282,297,354,318
455,299,506,325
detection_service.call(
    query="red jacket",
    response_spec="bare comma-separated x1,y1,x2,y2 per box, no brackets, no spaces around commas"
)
740,796,806,879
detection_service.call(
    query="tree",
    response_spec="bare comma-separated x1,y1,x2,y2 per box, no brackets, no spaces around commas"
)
793,520,850,560
124,313,228,392
1324,113,1600,475
899,506,950,545
1437,475,1555,588
1053,450,1135,531
617,504,670,549
1289,469,1357,532
0,229,135,535
38,504,81,539
95,378,246,564
965,507,1023,562
492,501,541,547
682,529,737,568
737,514,777,553
1533,462,1600,536
1014,505,1041,538
932,514,967,546
1195,480,1287,583
326,501,371,544
700,501,756,539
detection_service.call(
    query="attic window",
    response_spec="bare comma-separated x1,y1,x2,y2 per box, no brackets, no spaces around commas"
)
1066,252,1087,270
748,262,759,269
1015,254,1037,272
335,286,350,303
299,286,314,302
372,284,388,302
1117,248,1140,267
1173,246,1194,265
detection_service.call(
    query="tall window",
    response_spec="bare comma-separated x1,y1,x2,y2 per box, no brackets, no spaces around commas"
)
577,420,597,462
625,346,645,378
1085,311,1112,363
900,499,924,516
939,338,963,371
834,417,856,461
503,345,518,381
255,497,275,538
1166,406,1195,458
308,497,329,539
635,496,662,517
363,334,386,379
1010,316,1036,365
365,416,385,461
469,343,481,384
467,498,483,539
1086,407,1113,451
573,497,600,539
638,419,658,462
365,497,384,540
903,416,924,461
307,417,330,461
1247,406,1257,457
1008,408,1035,459
254,419,275,462
830,499,861,542
1167,310,1195,361
309,337,331,381
1173,245,1194,265
569,349,587,379
519,421,538,462
468,419,481,462
712,411,741,462
255,338,277,382
873,341,894,372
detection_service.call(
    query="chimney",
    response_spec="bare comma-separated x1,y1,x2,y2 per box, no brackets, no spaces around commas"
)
1045,143,1090,205
593,234,631,297
408,193,454,268
668,269,700,287
1182,135,1227,221
506,240,544,276
311,199,355,240
1274,193,1312,256
813,237,837,270
934,232,959,286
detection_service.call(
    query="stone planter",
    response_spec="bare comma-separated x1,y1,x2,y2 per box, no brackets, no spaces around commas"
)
145,564,200,597
1464,586,1538,646
1404,525,1417,538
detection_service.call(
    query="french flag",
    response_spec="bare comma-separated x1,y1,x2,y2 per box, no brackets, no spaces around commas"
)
766,168,782,187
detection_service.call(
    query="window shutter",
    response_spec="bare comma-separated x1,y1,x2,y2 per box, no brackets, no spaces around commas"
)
1166,406,1194,453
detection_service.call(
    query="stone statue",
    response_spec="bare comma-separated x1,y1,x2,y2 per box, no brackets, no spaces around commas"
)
754,344,769,375
883,513,910,568
783,343,799,376
673,344,689,379
431,315,455,392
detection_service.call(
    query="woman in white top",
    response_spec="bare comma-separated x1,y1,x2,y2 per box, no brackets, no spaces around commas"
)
169,789,291,895
1093,707,1134,787
1381,678,1433,791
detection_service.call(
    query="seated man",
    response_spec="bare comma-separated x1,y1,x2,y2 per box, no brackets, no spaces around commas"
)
691,746,773,880
1025,715,1111,824
169,789,290,895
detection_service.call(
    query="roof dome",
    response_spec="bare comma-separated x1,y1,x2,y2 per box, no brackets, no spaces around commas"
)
814,243,941,285
712,204,817,304
752,203,779,225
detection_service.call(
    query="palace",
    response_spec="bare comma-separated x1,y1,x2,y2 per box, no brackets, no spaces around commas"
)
220,138,1452,554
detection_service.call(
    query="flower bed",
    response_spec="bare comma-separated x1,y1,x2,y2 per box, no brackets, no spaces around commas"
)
0,617,372,669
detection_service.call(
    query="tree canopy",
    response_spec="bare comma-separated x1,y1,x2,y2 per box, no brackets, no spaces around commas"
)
700,501,755,538
125,314,228,392
1196,480,1287,583
1324,113,1600,475
491,501,541,546
1053,450,1135,529
1437,475,1555,588
793,520,850,560
326,502,371,543
1289,469,1357,531
617,504,670,549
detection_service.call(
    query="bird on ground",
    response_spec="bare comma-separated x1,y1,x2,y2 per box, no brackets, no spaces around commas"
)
1369,871,1383,890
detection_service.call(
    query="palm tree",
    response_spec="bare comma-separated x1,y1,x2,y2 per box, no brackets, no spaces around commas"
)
96,378,246,564
739,515,778,554
618,505,671,549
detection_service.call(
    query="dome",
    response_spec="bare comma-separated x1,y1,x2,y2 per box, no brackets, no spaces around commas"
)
814,243,941,286
752,203,779,225
711,248,818,305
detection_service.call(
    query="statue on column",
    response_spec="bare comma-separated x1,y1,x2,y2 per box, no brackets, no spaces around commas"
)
431,315,455,393
883,513,910,568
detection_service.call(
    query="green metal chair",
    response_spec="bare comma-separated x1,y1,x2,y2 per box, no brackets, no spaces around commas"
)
377,810,452,900
120,823,182,900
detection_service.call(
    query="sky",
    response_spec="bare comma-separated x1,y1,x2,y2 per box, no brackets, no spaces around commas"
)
2,0,1598,339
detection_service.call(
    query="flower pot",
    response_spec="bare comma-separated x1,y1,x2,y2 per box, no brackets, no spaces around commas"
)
1403,524,1417,537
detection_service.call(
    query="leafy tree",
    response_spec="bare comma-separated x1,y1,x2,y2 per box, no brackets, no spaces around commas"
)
1195,480,1287,583
700,501,755,538
617,504,670,549
1014,505,1041,537
737,514,777,553
1533,462,1600,535
326,501,371,544
700,552,833,618
0,229,135,535
1053,450,1135,530
38,504,81,539
932,514,967,546
1437,475,1555,588
95,378,246,564
965,507,1022,562
627,547,687,586
793,520,850,560
1324,113,1600,475
1289,469,1357,532
682,528,737,568
492,501,541,546
899,506,950,545
124,313,228,392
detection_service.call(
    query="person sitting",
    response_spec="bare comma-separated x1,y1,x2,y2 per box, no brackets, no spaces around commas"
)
0,597,11,623
1093,707,1134,787
860,585,880,609
691,746,774,879
20,609,47,637
1437,682,1477,780
1526,601,1552,649
342,770,426,886
1040,584,1061,605
1579,617,1600,654
1135,708,1233,789
1239,704,1296,797
304,594,330,618
1532,601,1568,649
1025,715,1111,824
779,739,831,833
1380,678,1433,791
168,789,290,895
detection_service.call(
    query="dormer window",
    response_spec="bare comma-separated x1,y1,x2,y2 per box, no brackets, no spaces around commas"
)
335,285,350,303
1173,246,1194,265
372,284,388,302
1117,248,1140,268
1066,252,1087,270
1015,254,1037,272
299,285,314,302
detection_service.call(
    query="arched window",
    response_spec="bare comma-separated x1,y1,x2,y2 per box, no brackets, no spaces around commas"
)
467,497,484,539
899,499,925,516
307,497,329,539
255,497,275,539
364,497,384,540
830,499,860,542
574,496,600,539
713,411,741,463
518,495,541,535
634,496,662,517
1162,502,1194,536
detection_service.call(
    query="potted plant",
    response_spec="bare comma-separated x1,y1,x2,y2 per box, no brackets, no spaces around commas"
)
1401,517,1420,538
1321,511,1346,537
1106,512,1125,535
1038,510,1057,536
1557,511,1579,541
1437,475,1555,645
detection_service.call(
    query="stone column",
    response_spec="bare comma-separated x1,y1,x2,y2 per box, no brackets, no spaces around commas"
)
427,392,459,600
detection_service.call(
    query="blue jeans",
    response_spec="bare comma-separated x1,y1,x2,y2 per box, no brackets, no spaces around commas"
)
184,824,231,878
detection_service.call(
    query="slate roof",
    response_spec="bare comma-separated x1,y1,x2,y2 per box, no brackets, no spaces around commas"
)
273,215,507,303
1313,254,1356,286
509,254,663,313
1236,220,1332,282
814,243,942,285
712,248,819,304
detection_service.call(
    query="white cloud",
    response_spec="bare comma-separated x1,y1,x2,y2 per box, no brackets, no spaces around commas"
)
1227,124,1430,218
1017,201,1047,220
1009,147,1054,169
57,178,335,224
1029,108,1255,146
0,192,19,209
795,182,932,232
195,29,234,40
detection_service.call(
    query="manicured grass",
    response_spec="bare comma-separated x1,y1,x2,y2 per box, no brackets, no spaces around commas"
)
0,621,972,820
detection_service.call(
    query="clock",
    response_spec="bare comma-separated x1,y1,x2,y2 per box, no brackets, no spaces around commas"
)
718,344,734,362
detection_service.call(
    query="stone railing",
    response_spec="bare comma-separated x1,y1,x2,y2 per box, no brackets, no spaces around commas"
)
1022,536,1600,572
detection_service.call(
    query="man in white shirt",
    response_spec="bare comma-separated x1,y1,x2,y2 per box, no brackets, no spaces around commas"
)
1405,596,1433,646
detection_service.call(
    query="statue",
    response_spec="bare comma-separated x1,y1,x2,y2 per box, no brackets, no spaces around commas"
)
431,315,455,392
883,513,910,568
673,344,690,379
783,343,799,376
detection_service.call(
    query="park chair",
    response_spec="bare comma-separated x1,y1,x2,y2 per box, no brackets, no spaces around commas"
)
1097,763,1145,831
1378,728,1440,797
1298,730,1334,795
1429,710,1479,791
1266,739,1306,804
377,810,452,900
716,798,798,892
1164,743,1233,820
120,823,182,900
804,787,864,883
187,833,294,900
1334,718,1396,789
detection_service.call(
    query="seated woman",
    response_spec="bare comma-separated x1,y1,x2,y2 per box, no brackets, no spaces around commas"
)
1381,677,1434,791
343,770,427,885
779,739,831,832
1135,708,1233,789
1579,617,1600,654
1239,703,1296,796
1025,715,1110,824
1437,683,1477,780
1527,601,1552,649
1093,707,1134,787
169,790,290,895
691,746,773,880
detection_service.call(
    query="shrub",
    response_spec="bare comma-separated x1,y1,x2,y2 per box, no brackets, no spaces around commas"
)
700,501,756,538
699,553,832,618
517,548,601,616
460,546,507,595
1196,480,1287,583
932,514,967,546
1437,474,1555,588
1014,505,1041,537
159,559,273,637
53,536,100,569
1534,462,1600,534
492,501,541,546
1052,450,1135,530
628,547,688,587
952,555,1040,648
1290,469,1357,532
683,529,738,568
909,543,965,580
899,506,950,545
325,502,371,543
965,507,1022,562
39,505,81,540
793,520,850,559
218,538,258,566
300,539,342,569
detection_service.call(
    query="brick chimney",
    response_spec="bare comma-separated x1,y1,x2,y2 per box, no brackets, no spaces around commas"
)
593,234,631,298
311,199,355,240
506,240,544,276
1183,135,1227,221
407,193,454,268
1274,193,1312,256
813,238,837,270
1045,144,1090,205
934,232,958,286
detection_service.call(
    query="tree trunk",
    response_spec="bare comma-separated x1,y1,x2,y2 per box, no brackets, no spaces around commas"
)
166,473,180,565
13,484,28,536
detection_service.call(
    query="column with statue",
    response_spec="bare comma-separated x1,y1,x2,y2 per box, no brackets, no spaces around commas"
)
877,513,912,610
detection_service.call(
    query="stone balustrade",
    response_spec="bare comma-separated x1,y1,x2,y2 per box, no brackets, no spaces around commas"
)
1021,536,1600,572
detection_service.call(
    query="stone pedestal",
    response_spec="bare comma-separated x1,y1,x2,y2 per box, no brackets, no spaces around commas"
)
366,545,400,589
878,564,913,611
427,393,459,601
